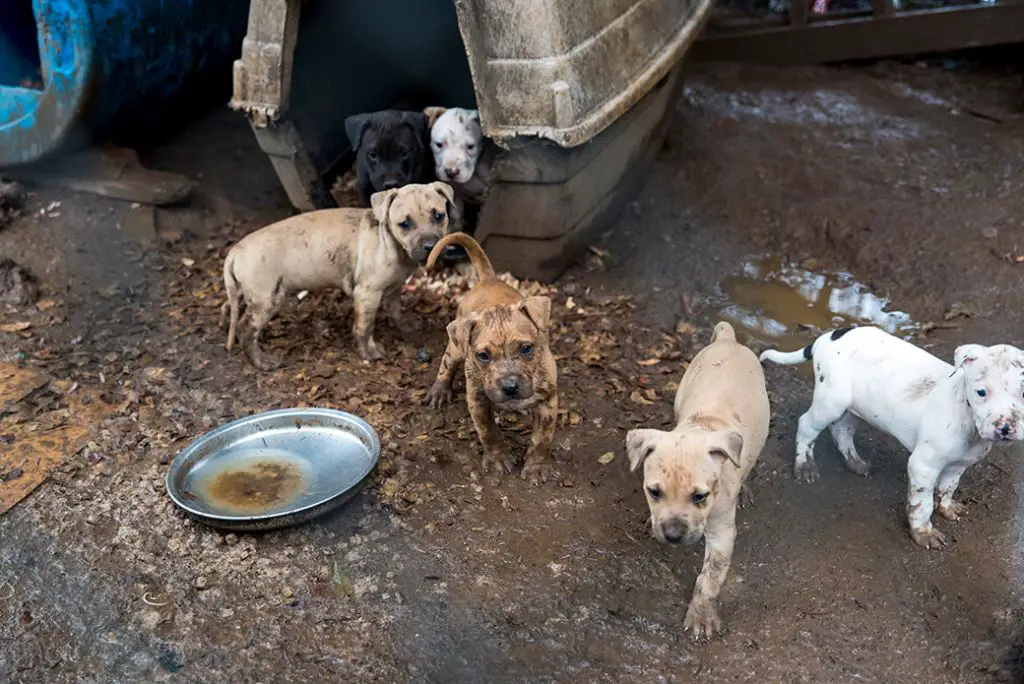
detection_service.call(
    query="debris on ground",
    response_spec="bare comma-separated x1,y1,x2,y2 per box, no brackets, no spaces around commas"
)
0,257,40,308
0,179,25,230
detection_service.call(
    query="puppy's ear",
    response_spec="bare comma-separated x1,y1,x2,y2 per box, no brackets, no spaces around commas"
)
423,106,447,128
626,429,666,472
446,315,476,354
954,344,985,369
708,430,744,469
401,111,430,142
518,296,552,332
370,189,398,225
430,181,455,205
468,109,481,125
345,114,371,151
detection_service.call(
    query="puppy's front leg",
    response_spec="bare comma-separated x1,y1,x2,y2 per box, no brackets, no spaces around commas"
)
522,394,557,484
935,444,988,521
352,285,385,361
467,380,513,474
906,445,945,549
684,506,736,639
426,340,462,408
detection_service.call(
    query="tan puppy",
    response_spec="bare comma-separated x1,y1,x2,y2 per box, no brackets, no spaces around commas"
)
626,322,769,639
424,233,558,483
222,182,454,369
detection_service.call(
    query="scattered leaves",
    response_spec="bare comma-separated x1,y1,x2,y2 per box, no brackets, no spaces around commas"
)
597,451,616,465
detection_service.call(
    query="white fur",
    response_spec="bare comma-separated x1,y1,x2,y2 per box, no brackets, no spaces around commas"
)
761,326,1024,549
429,108,483,185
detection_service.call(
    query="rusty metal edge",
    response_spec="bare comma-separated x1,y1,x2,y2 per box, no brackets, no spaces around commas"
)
692,2,1024,65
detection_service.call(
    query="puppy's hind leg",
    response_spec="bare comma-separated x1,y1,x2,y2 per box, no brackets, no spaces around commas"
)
830,412,871,476
794,397,847,483
353,285,385,361
243,286,286,371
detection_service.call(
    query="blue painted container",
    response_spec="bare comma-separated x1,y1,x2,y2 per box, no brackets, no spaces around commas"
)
0,0,250,166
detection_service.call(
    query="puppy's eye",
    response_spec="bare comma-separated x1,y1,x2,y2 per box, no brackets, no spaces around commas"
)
476,350,491,363
520,343,533,356
467,143,476,151
692,492,709,505
976,389,987,398
433,141,443,150
367,151,379,162
433,210,445,224
398,219,412,231
647,486,662,501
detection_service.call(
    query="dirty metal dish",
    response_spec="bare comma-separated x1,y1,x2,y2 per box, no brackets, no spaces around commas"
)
165,408,380,532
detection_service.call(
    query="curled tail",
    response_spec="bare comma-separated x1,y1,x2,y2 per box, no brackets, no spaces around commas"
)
426,232,495,281
223,253,241,351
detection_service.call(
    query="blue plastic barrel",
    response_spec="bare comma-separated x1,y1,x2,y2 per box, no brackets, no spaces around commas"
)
0,0,250,166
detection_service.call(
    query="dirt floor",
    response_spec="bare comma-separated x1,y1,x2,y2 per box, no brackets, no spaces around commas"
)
1,57,1024,683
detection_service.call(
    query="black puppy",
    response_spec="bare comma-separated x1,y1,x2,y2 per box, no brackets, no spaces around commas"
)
344,110,432,207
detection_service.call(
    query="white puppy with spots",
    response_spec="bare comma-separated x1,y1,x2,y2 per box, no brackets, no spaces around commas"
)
761,326,1024,550
627,322,770,639
424,107,491,203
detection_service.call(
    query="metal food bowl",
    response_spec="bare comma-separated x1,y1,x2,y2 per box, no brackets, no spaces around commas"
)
165,408,380,532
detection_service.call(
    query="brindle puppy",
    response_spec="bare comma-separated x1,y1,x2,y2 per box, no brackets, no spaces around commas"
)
424,232,558,483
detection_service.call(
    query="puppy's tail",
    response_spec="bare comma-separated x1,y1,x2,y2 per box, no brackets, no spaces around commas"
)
426,232,496,281
223,252,241,351
759,341,814,366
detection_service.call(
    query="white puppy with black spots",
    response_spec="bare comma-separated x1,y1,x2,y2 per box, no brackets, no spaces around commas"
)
424,107,492,211
761,326,1024,550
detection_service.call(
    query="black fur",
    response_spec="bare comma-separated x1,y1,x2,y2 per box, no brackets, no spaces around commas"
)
344,110,432,207
830,326,855,342
802,343,813,360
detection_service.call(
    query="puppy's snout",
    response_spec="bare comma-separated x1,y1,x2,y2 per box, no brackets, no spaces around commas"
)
500,376,520,398
661,520,685,545
1000,423,1012,437
444,167,459,180
422,238,437,254
381,179,399,190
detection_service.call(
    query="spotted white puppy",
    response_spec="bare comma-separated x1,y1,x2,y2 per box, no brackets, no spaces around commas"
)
424,107,483,186
761,326,1024,550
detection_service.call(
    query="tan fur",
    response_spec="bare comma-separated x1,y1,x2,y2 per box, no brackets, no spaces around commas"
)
221,182,454,370
626,321,770,639
424,233,558,483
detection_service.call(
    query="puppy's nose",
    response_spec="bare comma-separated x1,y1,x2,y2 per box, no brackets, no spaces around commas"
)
662,521,684,545
500,377,520,397
444,167,458,180
381,180,399,190
422,239,437,254
1000,423,1012,437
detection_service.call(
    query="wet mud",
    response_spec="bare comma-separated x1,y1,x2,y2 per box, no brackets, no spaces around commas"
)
1,58,1024,682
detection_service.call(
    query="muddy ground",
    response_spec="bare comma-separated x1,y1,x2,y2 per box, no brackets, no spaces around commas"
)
1,58,1024,683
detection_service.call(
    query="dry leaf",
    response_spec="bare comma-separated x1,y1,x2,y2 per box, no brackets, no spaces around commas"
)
0,322,31,333
629,390,653,406
638,358,661,367
676,321,698,336
597,451,616,465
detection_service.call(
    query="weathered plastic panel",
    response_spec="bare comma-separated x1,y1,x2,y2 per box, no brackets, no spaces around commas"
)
454,0,713,147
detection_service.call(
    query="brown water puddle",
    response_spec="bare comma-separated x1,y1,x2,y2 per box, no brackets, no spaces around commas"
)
716,256,917,350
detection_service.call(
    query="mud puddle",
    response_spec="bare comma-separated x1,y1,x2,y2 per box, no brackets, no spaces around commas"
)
713,256,917,350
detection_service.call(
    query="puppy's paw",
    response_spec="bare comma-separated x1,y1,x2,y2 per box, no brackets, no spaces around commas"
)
937,500,967,522
683,599,722,640
425,382,453,408
481,450,514,475
245,344,282,371
521,459,556,485
910,524,947,550
794,459,820,483
358,339,386,362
